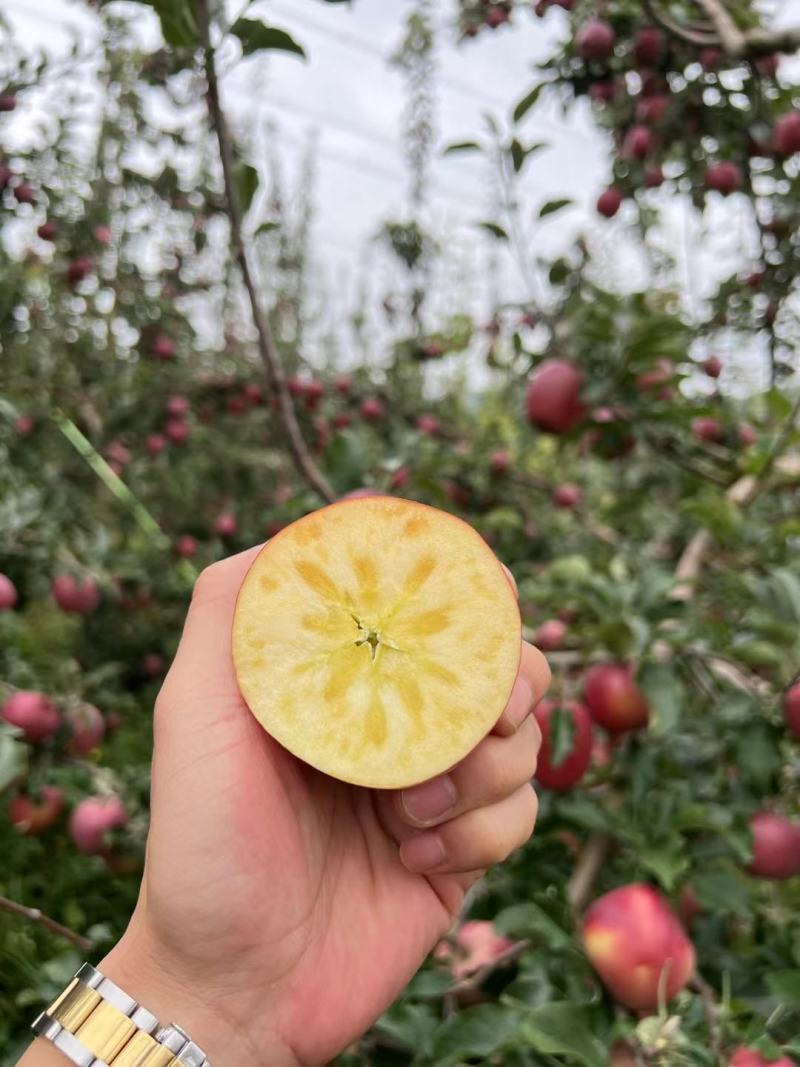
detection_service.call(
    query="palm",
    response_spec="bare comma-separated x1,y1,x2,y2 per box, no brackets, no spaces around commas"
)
147,683,458,1065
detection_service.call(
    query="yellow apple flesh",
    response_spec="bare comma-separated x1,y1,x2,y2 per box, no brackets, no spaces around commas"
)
232,497,520,788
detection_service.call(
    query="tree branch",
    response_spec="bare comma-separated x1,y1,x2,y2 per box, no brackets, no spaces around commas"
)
645,0,800,56
0,894,93,952
194,0,335,504
437,938,531,999
642,0,718,46
567,832,613,914
692,0,746,55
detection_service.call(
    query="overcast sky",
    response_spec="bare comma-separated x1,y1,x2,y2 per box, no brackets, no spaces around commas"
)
4,0,800,388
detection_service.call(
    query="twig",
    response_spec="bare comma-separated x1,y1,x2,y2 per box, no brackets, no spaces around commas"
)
0,894,93,952
690,973,723,1054
644,0,800,56
194,0,335,504
428,938,531,1002
692,0,746,54
642,0,718,46
567,832,613,914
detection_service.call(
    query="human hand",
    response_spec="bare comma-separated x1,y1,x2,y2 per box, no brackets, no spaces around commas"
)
87,545,548,1067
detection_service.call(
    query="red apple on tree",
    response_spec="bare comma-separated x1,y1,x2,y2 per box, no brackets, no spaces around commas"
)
533,699,593,791
0,94,17,111
65,703,106,756
214,512,237,537
644,164,665,188
0,572,18,610
705,162,743,195
143,652,165,678
166,394,190,417
692,416,725,444
703,355,723,378
151,333,176,360
622,124,655,160
165,418,189,444
576,20,616,62
10,786,65,835
747,812,800,879
582,883,695,1011
66,257,94,286
584,663,650,733
416,414,441,436
489,449,511,475
52,574,101,614
785,681,800,740
435,920,513,979
1,690,60,743
552,483,582,509
589,81,616,104
360,397,386,422
773,110,800,157
146,433,167,456
729,1049,796,1067
597,186,624,218
37,220,57,241
534,619,567,651
526,359,586,433
634,26,665,66
69,795,127,855
176,534,198,558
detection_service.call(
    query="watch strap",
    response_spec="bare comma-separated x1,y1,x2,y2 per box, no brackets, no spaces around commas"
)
31,964,211,1067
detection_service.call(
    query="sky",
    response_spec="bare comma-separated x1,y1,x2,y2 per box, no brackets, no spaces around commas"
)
4,0,800,387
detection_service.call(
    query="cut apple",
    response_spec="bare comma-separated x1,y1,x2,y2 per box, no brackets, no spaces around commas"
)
232,497,521,788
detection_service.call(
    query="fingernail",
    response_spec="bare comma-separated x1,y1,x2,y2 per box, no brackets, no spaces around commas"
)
401,775,457,826
400,832,446,873
506,675,533,729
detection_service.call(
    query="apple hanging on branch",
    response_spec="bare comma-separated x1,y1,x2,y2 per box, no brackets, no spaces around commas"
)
232,497,521,788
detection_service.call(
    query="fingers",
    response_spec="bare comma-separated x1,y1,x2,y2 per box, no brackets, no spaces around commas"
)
493,641,551,737
397,713,541,828
398,784,539,874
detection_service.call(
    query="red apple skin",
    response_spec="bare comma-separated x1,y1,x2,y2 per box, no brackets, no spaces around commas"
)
582,884,695,1011
13,182,37,205
526,359,586,434
692,416,725,444
785,682,800,740
10,787,65,835
435,920,513,980
66,257,93,286
417,414,441,436
729,1049,796,1067
576,20,615,61
390,467,411,491
360,397,386,422
69,796,127,855
552,483,582,509
489,449,511,475
704,355,723,378
165,418,189,444
15,415,34,435
0,572,18,610
636,358,673,391
340,488,383,501
151,334,176,360
37,220,57,241
0,95,17,111
737,424,758,448
166,394,190,417
65,704,106,756
485,7,509,29
214,512,237,537
622,124,654,160
699,47,722,70
146,433,167,456
747,812,800,880
176,535,198,558
143,653,165,678
644,165,665,188
773,111,800,157
534,619,567,651
705,162,743,195
334,374,352,395
634,27,665,66
677,884,703,928
589,81,616,104
597,187,623,218
533,700,593,791
584,663,650,733
52,575,100,614
1,691,61,743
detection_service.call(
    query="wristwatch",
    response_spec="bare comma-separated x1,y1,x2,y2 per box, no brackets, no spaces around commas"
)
31,963,212,1067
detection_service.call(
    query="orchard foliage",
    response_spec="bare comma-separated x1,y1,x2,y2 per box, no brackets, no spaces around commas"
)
2,1,800,1065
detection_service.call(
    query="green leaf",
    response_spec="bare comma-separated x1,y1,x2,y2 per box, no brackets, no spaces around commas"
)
253,221,280,237
444,140,481,155
512,82,546,123
431,1005,523,1065
323,431,369,493
133,0,197,49
477,221,509,240
735,722,783,791
767,970,800,1002
549,704,576,768
231,18,306,59
637,842,688,891
692,868,751,915
374,1002,438,1055
234,161,259,214
494,902,572,950
0,723,28,792
521,1003,606,1067
510,139,547,173
638,662,684,734
539,198,573,218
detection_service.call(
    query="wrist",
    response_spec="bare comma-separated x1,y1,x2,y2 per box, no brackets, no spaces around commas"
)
98,917,298,1067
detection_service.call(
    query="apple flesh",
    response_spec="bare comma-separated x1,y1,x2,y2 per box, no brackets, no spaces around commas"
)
533,700,593,791
232,497,521,788
582,883,695,1011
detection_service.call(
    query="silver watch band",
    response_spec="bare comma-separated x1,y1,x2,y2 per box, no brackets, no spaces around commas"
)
31,963,212,1067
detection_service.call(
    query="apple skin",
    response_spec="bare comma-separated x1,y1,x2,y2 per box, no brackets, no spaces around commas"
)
151,333,176,360
747,812,800,880
699,47,722,70
597,187,623,218
576,20,616,61
785,682,800,740
552,483,582,509
635,358,673,391
360,397,386,422
1,691,61,743
773,111,800,157
37,220,57,241
340,488,383,500
65,703,106,756
52,574,100,614
0,572,18,610
703,355,723,378
389,467,410,490
489,449,511,475
534,619,567,651
146,433,167,456
729,1049,796,1067
582,883,695,1011
692,416,725,444
634,26,665,66
10,786,65,835
66,257,93,286
417,414,441,436
533,700,593,791
69,796,128,855
644,165,664,188
705,162,743,195
584,663,649,734
589,81,616,104
526,359,586,433
622,125,654,161
166,394,190,417
214,512,237,537
143,652,165,678
176,534,198,558
165,418,189,444
737,424,758,448
436,920,514,980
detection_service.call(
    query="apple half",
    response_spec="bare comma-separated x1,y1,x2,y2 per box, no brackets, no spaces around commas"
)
232,497,521,788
